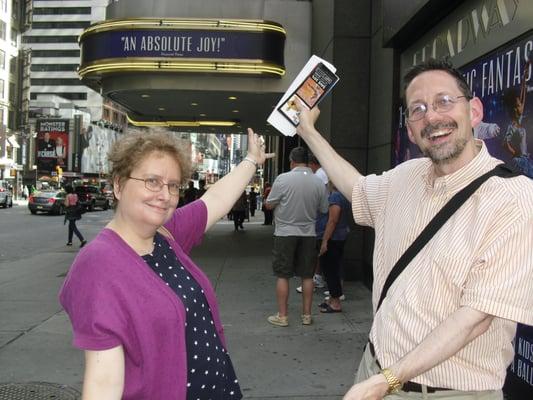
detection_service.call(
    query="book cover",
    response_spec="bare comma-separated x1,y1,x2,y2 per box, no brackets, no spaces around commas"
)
278,62,339,126
267,55,338,136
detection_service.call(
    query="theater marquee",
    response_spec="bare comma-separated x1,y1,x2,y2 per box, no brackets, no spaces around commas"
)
78,18,287,79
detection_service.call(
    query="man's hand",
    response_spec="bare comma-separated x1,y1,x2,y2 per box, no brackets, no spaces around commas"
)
343,374,389,400
295,99,321,138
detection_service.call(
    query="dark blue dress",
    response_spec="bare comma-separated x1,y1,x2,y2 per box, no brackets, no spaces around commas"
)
142,233,243,400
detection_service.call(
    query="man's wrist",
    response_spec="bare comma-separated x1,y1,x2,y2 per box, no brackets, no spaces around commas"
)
380,368,402,394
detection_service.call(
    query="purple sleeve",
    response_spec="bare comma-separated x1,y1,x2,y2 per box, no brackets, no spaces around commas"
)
164,199,208,254
59,254,125,351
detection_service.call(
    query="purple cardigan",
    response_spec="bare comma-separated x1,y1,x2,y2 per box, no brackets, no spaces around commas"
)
59,200,226,399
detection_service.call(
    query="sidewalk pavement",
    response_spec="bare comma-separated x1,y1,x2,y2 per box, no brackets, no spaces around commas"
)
0,212,373,399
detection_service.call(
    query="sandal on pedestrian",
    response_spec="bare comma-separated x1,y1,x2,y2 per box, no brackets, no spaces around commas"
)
320,304,342,313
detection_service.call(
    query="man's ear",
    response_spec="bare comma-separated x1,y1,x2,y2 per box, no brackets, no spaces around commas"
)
406,122,416,144
469,97,484,128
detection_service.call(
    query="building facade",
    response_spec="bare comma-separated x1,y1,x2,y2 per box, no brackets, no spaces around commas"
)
22,0,108,118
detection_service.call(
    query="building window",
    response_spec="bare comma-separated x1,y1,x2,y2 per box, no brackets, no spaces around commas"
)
0,21,6,41
103,108,110,119
0,79,4,99
9,82,15,102
0,50,4,70
9,57,17,74
12,0,20,20
33,7,91,15
31,50,80,58
31,21,91,29
31,64,78,72
8,110,15,130
31,78,82,86
10,28,17,45
23,36,78,43
112,111,119,123
30,92,87,100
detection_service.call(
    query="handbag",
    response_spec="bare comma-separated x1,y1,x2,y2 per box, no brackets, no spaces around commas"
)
376,163,521,310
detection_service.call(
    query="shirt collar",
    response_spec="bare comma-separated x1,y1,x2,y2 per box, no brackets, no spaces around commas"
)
423,140,495,194
291,166,313,173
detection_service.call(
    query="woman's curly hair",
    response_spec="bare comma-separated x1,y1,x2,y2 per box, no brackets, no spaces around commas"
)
107,128,193,207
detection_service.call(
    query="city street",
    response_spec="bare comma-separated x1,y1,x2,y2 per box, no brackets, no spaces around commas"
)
0,203,373,399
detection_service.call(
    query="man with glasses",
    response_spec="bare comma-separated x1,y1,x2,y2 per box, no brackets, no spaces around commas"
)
294,58,533,399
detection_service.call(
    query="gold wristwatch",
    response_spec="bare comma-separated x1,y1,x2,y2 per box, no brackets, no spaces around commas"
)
381,368,402,394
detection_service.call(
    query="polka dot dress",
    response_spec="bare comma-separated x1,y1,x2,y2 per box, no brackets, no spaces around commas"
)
143,233,243,400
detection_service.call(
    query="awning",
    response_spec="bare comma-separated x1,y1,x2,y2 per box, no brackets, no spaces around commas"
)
6,136,20,148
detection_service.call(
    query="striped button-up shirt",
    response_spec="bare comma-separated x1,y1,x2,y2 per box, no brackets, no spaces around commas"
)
352,140,533,390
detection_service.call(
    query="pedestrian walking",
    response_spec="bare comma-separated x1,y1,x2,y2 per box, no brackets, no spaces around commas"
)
63,185,87,248
261,182,273,225
295,58,533,399
231,191,247,231
183,180,198,204
248,187,258,217
59,128,273,399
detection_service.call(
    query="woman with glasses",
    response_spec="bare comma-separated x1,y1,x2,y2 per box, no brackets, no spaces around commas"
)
60,129,272,400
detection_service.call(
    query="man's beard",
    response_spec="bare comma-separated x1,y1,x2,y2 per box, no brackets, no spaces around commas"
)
420,121,467,165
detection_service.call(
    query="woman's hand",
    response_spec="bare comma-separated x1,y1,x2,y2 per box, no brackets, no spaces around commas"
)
245,128,275,165
319,240,328,256
202,128,274,231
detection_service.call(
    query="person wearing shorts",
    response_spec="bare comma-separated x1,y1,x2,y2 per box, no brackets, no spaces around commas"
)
264,147,328,327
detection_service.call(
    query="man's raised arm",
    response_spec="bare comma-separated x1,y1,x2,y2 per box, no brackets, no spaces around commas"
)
295,101,362,200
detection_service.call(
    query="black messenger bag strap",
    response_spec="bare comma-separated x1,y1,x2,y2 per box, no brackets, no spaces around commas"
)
376,163,521,311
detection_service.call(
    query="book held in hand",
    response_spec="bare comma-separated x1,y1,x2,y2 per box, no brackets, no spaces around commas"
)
267,55,339,136
278,62,339,126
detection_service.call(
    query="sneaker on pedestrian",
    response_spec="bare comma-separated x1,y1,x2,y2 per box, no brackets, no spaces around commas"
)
267,313,288,327
324,294,346,301
80,240,87,248
296,285,316,293
66,242,72,246
301,314,313,325
313,274,326,288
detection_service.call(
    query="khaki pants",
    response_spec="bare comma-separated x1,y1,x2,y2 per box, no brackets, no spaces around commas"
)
355,346,503,400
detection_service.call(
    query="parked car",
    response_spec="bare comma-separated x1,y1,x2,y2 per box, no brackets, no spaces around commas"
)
28,190,66,215
75,185,109,211
0,180,13,208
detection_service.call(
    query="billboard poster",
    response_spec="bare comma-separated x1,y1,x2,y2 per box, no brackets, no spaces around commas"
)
505,324,533,397
80,124,118,175
393,31,533,398
36,119,69,172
